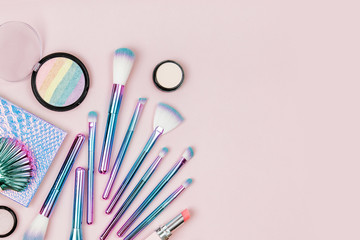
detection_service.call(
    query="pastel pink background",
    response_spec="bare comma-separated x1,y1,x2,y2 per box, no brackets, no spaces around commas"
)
1,0,360,239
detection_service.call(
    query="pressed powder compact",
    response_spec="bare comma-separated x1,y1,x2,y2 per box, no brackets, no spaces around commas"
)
153,60,184,91
0,21,89,111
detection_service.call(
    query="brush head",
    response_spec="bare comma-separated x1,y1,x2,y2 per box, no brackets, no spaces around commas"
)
182,178,193,188
181,147,194,161
138,97,147,105
0,138,34,192
153,103,184,134
113,48,135,85
88,111,97,123
159,147,169,157
23,214,49,240
181,209,191,222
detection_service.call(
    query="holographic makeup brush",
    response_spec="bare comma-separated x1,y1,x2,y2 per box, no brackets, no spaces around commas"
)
105,103,184,214
116,147,194,237
103,98,147,200
23,134,85,240
123,179,193,240
87,111,97,224
69,167,85,240
99,48,135,174
100,147,168,240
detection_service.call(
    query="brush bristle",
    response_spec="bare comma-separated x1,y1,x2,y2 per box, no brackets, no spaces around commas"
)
159,147,169,157
88,111,97,123
138,98,147,105
113,48,135,85
181,147,194,161
153,103,184,134
23,214,49,240
0,138,34,192
182,178,193,188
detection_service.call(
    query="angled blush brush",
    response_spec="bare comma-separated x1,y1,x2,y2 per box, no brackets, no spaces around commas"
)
105,103,184,214
99,48,135,174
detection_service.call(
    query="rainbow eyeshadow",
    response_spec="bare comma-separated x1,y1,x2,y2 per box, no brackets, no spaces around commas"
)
31,53,89,111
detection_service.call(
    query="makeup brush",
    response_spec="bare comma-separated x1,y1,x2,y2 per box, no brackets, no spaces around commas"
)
100,147,168,240
143,209,190,240
23,134,85,240
99,48,135,174
123,179,193,240
117,147,194,237
105,103,184,214
0,138,34,192
103,98,147,200
70,167,85,240
87,111,97,224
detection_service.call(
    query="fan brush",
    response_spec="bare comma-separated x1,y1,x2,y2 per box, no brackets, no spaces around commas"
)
0,137,34,192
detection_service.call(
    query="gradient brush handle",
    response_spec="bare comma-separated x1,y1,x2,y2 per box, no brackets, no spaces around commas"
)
70,168,85,240
87,115,96,224
117,157,188,236
99,84,124,174
100,148,167,240
105,126,164,214
122,179,192,240
103,98,147,199
40,134,85,218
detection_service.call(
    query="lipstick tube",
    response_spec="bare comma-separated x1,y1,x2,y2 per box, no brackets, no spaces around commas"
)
144,209,190,240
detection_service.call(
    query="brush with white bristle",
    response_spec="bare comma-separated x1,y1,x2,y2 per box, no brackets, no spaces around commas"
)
105,103,184,214
99,48,135,174
117,148,194,237
23,134,86,240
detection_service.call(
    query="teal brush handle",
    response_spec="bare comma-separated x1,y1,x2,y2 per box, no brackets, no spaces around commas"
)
40,134,85,218
70,167,85,240
105,126,163,214
99,84,124,174
117,157,188,236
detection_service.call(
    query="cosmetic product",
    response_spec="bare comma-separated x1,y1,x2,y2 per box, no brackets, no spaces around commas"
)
103,98,147,200
99,48,135,174
105,103,184,214
117,147,194,237
100,147,168,240
0,96,66,207
23,134,85,240
144,209,190,240
87,111,97,225
70,167,85,240
0,138,34,192
0,206,17,238
31,53,90,111
0,21,90,111
123,179,192,240
153,61,184,91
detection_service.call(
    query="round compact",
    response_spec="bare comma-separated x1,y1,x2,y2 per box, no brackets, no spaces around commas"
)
0,21,89,111
0,206,17,238
153,60,184,91
31,53,89,111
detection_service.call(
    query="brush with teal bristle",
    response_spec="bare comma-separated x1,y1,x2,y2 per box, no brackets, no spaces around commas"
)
0,137,34,192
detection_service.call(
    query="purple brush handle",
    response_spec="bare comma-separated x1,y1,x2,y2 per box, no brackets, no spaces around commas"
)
99,84,124,174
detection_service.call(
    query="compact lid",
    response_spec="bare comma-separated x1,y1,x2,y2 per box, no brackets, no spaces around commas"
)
0,21,42,82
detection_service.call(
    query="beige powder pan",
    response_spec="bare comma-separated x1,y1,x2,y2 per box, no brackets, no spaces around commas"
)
153,60,184,91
